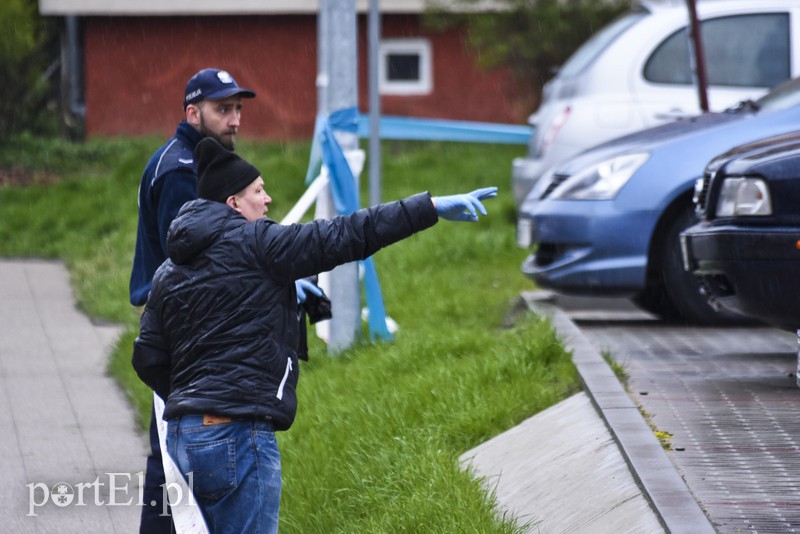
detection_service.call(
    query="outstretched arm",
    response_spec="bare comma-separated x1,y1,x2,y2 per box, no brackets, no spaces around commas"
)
255,187,497,282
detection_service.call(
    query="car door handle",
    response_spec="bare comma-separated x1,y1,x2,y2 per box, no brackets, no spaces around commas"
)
653,109,689,121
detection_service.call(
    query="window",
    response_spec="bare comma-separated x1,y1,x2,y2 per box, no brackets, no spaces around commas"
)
559,9,647,79
379,38,432,95
644,13,790,89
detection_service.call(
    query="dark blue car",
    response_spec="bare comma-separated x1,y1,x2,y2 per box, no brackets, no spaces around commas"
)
517,77,800,324
682,131,800,331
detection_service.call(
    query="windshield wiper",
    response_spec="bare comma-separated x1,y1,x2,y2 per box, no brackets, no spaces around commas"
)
725,99,761,113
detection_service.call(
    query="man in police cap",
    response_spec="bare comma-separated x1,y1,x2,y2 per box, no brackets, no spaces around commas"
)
129,67,256,533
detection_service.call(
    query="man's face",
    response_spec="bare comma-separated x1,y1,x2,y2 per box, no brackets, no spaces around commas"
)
189,95,243,150
230,177,272,222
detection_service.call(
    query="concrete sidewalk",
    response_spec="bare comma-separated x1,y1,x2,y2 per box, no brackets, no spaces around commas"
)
0,259,147,533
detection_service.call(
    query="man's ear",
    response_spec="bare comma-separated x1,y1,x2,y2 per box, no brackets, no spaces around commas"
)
186,103,201,126
226,195,240,213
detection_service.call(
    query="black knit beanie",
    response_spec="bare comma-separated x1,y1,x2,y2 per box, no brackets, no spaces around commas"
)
195,137,261,203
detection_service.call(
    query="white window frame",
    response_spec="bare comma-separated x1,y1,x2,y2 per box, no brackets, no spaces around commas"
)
378,38,432,95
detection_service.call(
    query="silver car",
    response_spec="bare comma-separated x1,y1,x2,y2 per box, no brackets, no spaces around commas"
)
512,0,800,208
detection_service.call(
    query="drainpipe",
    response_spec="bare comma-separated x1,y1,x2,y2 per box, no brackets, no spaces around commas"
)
65,16,85,120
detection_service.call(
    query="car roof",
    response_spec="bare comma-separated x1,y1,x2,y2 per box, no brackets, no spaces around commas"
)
640,0,800,19
644,0,800,9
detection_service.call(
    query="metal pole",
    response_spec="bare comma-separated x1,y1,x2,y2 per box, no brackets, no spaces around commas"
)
328,0,359,116
326,0,361,354
316,0,329,117
686,0,709,112
368,0,382,206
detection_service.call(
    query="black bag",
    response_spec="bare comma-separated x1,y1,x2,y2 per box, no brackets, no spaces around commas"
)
300,287,332,324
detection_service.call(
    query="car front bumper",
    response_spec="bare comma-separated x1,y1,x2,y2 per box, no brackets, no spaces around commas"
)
519,199,659,295
681,224,800,330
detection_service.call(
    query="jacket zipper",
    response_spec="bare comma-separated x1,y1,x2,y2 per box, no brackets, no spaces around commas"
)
276,357,293,400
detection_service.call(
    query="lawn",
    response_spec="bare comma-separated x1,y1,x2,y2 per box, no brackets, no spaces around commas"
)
0,134,578,532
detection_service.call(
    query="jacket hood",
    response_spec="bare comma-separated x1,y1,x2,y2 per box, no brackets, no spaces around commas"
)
167,199,240,265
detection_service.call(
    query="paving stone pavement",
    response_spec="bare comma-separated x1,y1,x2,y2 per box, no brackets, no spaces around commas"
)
0,259,147,533
550,293,800,534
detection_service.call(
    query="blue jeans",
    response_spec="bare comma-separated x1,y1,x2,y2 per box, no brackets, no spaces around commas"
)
167,415,281,533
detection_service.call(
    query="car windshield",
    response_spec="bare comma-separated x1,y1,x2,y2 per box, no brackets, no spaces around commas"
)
755,77,800,112
558,8,648,79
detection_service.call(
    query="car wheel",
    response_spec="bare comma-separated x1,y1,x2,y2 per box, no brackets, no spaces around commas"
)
638,203,751,325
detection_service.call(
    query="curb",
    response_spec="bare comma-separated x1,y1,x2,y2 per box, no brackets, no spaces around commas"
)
522,292,715,534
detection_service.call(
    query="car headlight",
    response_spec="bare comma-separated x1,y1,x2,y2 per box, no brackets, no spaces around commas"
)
549,153,650,200
716,176,771,217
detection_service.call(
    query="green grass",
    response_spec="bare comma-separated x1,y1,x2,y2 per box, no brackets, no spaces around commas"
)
602,350,630,387
0,136,579,532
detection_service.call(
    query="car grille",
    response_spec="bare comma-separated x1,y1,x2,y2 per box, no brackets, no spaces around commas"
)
534,243,559,266
694,171,713,217
541,173,570,199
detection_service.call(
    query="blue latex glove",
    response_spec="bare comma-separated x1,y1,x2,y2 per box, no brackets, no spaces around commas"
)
295,278,324,304
434,187,498,222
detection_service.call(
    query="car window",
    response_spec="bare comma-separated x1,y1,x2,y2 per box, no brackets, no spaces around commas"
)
558,8,648,79
644,13,790,89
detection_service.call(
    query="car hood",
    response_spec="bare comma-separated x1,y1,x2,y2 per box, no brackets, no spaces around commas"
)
705,130,800,175
555,110,748,175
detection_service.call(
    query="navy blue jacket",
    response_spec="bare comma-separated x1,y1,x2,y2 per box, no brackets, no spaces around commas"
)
132,194,438,430
129,121,204,306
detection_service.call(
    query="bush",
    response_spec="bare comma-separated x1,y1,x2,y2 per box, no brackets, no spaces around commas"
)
0,0,61,140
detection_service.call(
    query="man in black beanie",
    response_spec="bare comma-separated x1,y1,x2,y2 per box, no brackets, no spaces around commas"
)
133,137,497,532
194,134,262,203
129,68,256,534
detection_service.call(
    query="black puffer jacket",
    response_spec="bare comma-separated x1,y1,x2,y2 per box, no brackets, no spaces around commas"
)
133,193,438,430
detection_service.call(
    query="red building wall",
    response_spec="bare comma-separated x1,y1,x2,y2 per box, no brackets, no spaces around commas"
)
83,14,532,140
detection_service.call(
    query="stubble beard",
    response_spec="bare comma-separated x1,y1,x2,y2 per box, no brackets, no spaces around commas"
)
198,114,236,150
